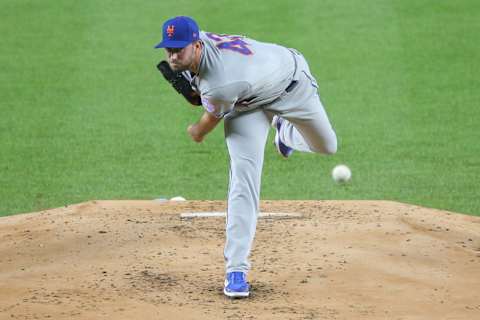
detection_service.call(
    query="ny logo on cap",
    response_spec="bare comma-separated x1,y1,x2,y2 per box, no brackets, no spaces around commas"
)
167,25,175,37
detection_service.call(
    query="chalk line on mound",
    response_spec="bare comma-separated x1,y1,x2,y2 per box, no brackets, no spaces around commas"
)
180,212,303,219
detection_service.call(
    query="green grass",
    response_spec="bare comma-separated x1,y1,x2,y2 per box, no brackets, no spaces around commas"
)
1,0,479,216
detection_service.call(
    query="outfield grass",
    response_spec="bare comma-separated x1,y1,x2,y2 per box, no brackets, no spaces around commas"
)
1,0,479,217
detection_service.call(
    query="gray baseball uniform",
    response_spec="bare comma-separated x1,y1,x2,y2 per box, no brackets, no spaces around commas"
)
190,31,337,273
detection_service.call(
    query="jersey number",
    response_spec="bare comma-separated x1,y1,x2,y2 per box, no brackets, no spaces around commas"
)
206,32,253,55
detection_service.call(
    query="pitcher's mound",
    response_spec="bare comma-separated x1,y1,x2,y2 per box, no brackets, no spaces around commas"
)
1,200,479,319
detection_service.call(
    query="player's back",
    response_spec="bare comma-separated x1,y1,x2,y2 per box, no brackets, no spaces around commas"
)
198,32,296,108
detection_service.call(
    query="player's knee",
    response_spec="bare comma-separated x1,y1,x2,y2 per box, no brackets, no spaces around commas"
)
325,136,338,155
311,133,337,155
230,156,262,177
323,142,337,155
319,140,337,155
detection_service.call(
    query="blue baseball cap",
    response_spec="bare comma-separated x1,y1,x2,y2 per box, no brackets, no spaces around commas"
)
154,16,200,49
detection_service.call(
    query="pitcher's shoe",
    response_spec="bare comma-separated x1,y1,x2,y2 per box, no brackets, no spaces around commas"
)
224,271,250,298
272,115,294,158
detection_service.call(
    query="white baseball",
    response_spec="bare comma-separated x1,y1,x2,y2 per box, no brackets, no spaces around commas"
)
170,196,186,201
332,165,351,183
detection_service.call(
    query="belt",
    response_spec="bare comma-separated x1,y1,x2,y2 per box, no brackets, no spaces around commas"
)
285,79,298,92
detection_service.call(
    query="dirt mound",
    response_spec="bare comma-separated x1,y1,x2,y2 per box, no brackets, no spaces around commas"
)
1,200,479,319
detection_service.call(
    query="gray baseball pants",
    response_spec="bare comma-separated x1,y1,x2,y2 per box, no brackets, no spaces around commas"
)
223,51,337,273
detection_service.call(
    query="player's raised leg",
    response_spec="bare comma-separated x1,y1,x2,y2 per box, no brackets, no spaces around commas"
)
269,53,337,157
273,96,337,156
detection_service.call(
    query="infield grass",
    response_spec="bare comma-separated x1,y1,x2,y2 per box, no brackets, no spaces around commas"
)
1,0,479,216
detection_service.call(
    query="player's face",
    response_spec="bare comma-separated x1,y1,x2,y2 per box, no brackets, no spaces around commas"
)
165,43,196,71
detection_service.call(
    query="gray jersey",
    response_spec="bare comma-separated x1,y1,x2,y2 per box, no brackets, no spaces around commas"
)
190,31,296,118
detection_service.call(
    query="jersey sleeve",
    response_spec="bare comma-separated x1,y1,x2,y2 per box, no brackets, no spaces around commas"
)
200,81,250,118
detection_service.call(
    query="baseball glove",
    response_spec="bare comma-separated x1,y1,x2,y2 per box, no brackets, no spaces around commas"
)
156,60,202,106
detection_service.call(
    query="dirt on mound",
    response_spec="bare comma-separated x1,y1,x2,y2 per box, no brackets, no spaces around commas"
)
0,200,479,320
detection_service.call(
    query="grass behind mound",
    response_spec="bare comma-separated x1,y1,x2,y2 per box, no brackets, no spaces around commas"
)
0,0,479,216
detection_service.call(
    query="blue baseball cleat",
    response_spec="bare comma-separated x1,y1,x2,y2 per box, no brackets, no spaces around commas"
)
273,116,294,158
224,272,250,298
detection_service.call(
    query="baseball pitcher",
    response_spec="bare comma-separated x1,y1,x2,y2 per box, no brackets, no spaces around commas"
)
155,16,337,298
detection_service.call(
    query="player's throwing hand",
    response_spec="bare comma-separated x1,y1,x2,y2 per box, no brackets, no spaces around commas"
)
187,124,204,143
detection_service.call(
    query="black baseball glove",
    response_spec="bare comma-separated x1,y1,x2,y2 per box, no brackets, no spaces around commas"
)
156,60,202,106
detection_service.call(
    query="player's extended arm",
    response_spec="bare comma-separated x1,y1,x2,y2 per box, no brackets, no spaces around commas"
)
187,111,222,143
